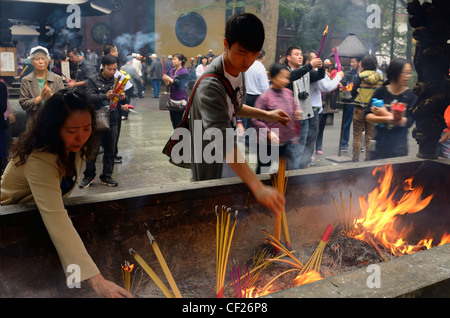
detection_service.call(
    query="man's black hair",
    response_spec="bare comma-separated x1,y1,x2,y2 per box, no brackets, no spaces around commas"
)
225,13,264,53
68,47,81,55
257,49,266,60
303,49,318,63
101,54,118,66
103,44,117,56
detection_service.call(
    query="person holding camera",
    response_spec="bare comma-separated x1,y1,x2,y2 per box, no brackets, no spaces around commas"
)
284,46,325,169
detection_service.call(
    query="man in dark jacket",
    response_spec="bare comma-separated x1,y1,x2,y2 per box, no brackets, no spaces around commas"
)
79,54,128,188
340,57,360,152
67,47,94,92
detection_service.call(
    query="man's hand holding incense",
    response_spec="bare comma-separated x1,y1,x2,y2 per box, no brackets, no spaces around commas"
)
253,184,284,217
118,92,126,100
264,109,291,127
88,273,132,298
310,57,323,69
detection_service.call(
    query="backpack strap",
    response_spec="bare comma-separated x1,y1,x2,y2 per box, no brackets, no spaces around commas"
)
180,72,239,124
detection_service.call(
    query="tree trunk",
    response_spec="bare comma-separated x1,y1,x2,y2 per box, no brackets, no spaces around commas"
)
260,0,280,67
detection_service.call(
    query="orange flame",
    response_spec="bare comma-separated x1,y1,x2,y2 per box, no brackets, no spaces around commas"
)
294,270,323,286
323,25,329,35
354,164,436,256
122,263,134,272
343,83,353,91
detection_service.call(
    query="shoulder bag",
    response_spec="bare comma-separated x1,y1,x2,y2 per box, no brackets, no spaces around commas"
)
95,106,110,131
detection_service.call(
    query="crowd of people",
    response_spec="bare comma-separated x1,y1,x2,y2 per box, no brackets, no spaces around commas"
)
1,12,449,298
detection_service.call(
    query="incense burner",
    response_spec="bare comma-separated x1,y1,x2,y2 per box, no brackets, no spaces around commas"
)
1,157,449,297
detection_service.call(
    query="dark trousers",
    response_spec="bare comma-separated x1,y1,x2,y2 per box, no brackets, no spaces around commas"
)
169,110,184,129
342,103,354,147
316,113,328,151
84,124,119,179
256,143,289,174
151,79,161,97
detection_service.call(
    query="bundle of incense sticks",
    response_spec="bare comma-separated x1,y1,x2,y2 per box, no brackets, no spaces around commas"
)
216,205,238,298
229,264,250,298
110,73,130,110
299,224,333,275
270,157,291,252
121,261,143,296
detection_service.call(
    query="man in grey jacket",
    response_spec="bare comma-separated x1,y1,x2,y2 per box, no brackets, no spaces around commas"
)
149,53,162,98
188,13,290,216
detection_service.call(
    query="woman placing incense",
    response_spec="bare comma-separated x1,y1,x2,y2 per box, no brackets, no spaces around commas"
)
19,46,64,127
1,89,132,298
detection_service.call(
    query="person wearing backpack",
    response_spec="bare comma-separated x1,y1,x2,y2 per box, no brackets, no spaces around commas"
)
350,54,383,161
188,13,290,216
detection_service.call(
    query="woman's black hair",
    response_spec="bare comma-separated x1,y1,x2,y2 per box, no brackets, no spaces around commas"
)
10,88,96,174
269,63,288,79
383,58,411,86
225,13,265,53
173,53,187,66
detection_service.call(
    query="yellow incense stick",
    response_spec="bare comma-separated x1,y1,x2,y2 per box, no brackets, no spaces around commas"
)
216,205,238,297
147,230,182,298
271,158,291,250
129,248,174,298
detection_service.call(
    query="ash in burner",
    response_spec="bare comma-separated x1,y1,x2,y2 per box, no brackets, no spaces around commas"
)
234,227,395,297
320,228,393,277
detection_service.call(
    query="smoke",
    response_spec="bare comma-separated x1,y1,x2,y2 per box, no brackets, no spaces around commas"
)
113,31,159,59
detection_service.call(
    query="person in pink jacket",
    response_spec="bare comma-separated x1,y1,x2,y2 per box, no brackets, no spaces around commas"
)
252,63,302,173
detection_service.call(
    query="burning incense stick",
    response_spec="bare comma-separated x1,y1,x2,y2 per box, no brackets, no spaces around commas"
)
121,261,134,292
163,56,166,75
270,158,291,252
45,67,48,86
317,25,329,58
230,264,251,298
263,229,302,270
216,205,238,298
129,248,175,298
333,47,342,72
299,224,333,275
121,261,143,296
147,230,182,298
18,65,28,78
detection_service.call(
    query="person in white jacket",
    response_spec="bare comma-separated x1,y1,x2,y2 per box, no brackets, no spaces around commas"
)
300,52,343,168
195,56,209,79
